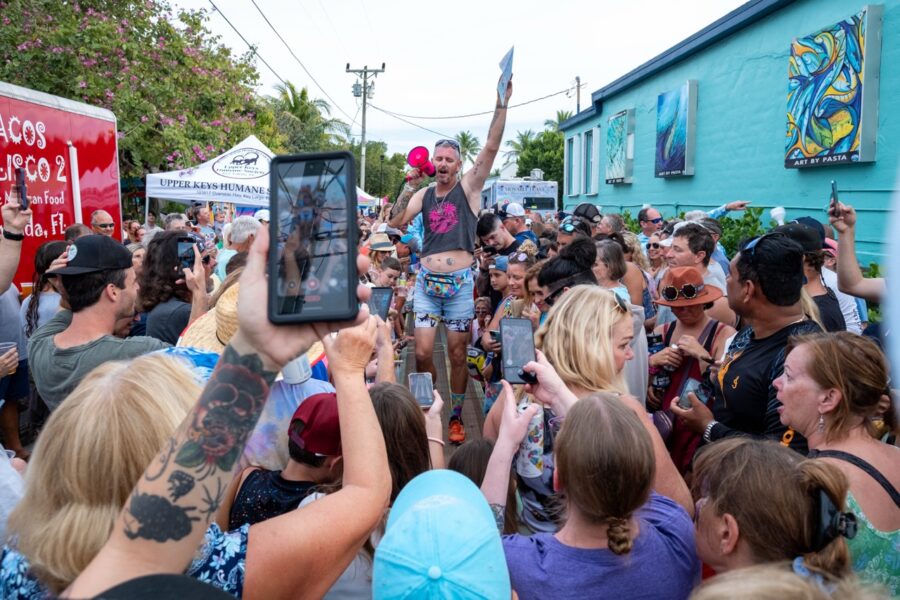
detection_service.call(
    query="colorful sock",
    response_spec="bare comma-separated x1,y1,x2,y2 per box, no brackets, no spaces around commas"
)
450,393,466,421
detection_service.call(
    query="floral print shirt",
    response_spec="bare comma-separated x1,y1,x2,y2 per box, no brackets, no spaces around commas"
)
0,523,249,599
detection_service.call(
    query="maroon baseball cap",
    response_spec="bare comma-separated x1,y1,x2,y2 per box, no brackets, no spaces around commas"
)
288,393,341,456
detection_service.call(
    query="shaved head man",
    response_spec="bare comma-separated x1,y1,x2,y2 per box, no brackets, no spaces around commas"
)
90,210,116,237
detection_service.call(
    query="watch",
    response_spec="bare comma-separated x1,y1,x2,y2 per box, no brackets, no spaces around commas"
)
2,229,24,241
703,420,719,444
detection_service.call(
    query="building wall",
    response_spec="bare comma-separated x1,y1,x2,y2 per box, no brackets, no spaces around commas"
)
562,0,899,262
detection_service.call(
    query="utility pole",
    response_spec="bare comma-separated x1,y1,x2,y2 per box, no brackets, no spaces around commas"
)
575,76,581,113
347,62,385,189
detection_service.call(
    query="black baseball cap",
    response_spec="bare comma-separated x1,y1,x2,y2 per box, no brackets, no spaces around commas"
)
771,223,822,254
48,234,134,275
792,217,828,248
573,202,602,224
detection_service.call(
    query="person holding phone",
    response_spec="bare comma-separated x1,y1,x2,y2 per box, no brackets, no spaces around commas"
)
646,267,734,474
387,76,513,445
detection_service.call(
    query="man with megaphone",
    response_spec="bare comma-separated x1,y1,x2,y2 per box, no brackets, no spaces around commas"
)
388,76,513,444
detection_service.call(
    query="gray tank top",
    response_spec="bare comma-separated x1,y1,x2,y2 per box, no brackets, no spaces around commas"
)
421,182,478,256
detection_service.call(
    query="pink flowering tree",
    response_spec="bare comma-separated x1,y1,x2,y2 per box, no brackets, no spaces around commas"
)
0,0,284,178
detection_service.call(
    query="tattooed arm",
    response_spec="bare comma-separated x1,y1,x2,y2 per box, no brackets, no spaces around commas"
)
65,226,373,598
462,76,513,207
387,175,426,229
243,318,391,599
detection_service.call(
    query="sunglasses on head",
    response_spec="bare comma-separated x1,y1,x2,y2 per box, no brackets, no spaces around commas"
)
646,242,661,249
610,291,629,314
742,233,773,261
435,139,461,152
661,282,705,302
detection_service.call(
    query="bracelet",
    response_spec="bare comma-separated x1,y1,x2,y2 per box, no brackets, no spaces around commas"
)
703,420,718,444
427,436,445,447
2,229,24,241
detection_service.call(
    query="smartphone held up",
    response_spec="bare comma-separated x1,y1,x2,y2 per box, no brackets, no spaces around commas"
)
267,151,358,324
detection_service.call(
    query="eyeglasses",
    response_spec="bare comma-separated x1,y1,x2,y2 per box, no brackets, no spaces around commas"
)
544,286,565,307
435,139,461,152
611,291,629,313
559,222,577,234
661,283,705,302
650,218,663,224
509,252,529,263
646,242,661,249
95,223,115,229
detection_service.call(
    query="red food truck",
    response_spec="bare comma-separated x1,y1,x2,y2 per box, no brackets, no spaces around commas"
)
0,81,121,292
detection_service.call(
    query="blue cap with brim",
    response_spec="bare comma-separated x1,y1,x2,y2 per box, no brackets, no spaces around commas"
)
373,470,510,599
399,234,416,245
488,255,508,272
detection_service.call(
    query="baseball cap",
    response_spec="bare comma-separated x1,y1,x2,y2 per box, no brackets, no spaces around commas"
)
791,217,828,248
373,470,511,599
289,392,341,456
253,209,270,222
499,202,525,219
399,233,416,245
488,256,508,272
47,235,133,275
772,223,822,254
573,202,602,224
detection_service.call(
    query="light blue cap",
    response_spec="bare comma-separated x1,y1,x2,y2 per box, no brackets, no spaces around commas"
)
373,470,511,599
488,255,508,272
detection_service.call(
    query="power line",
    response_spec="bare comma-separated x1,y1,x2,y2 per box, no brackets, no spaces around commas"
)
372,85,583,121
249,0,356,123
206,1,288,87
368,104,453,138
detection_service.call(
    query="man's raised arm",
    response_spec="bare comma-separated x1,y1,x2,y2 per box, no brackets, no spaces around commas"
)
463,78,512,197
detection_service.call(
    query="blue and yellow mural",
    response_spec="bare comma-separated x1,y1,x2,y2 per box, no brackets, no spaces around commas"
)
786,8,877,167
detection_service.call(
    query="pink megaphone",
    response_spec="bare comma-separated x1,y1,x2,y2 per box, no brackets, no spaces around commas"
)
406,146,436,179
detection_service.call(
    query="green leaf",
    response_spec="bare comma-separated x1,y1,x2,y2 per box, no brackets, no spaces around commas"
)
215,446,240,472
175,441,206,468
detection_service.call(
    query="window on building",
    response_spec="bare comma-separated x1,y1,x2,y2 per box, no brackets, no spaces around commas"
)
566,137,575,195
583,130,593,195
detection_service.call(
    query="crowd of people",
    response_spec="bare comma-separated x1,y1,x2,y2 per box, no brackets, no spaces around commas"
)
0,73,896,599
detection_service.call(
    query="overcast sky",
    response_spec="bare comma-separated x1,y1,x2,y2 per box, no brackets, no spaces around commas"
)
174,0,747,159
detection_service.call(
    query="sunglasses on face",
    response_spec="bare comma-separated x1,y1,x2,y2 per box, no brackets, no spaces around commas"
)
660,282,705,302
649,218,664,224
95,223,115,229
646,242,661,250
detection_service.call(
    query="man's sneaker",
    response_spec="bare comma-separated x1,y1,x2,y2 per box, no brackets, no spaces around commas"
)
448,418,466,445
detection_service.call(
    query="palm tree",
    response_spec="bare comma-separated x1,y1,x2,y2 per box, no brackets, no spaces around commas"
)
454,130,482,167
273,82,350,148
503,129,535,163
544,110,574,131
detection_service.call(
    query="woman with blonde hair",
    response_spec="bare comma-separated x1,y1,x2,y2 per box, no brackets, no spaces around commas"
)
692,438,856,584
774,332,899,594
2,354,198,596
483,381,697,599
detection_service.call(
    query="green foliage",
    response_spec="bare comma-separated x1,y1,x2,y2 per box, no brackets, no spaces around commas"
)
622,209,639,233
516,129,563,206
0,0,284,178
453,131,482,168
717,207,768,257
544,110,573,131
271,82,350,153
347,140,408,198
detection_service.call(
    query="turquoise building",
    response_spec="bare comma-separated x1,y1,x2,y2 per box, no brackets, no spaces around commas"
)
560,0,899,262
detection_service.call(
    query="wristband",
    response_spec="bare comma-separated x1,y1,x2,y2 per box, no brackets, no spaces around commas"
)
703,420,719,444
2,229,24,241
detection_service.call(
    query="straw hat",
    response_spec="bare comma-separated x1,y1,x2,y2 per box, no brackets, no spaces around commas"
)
369,233,393,251
177,282,326,366
178,283,240,353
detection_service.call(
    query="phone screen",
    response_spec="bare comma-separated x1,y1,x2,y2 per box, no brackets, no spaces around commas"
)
368,287,393,321
177,239,195,270
829,180,839,213
268,152,357,323
15,168,27,210
408,372,434,407
500,318,535,384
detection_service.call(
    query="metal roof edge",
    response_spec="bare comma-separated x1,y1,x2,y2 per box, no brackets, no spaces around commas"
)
0,80,118,123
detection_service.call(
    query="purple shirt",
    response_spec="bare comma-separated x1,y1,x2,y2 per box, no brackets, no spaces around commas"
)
502,492,699,600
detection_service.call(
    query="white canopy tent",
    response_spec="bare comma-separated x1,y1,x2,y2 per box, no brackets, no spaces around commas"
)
145,135,376,217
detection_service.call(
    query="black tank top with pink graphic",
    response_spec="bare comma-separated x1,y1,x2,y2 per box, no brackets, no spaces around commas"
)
421,182,478,256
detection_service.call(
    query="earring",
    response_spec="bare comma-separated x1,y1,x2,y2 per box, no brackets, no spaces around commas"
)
817,413,825,434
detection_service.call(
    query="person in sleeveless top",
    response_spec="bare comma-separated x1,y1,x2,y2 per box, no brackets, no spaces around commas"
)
646,266,734,474
387,75,513,445
217,392,343,531
774,332,900,595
